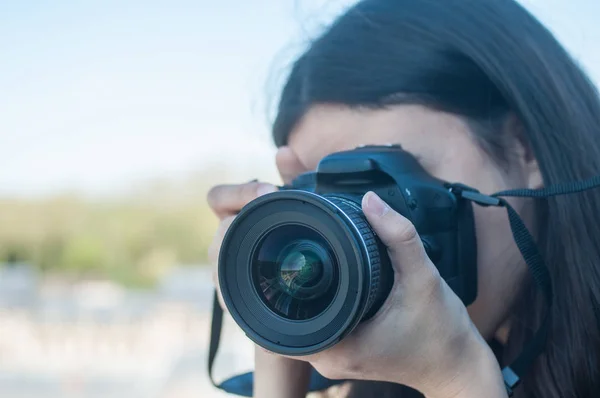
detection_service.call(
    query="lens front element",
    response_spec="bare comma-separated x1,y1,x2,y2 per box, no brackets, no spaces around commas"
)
253,225,338,321
278,239,332,298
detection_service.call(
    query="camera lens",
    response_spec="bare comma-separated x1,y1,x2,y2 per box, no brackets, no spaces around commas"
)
253,225,338,321
218,190,393,355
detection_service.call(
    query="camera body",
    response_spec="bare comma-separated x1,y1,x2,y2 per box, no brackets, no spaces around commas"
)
288,144,478,302
218,145,478,355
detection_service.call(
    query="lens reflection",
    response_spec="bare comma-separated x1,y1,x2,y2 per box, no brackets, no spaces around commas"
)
278,240,328,296
252,225,338,320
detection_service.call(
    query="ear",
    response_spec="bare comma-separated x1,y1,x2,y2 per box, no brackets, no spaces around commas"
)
505,114,543,190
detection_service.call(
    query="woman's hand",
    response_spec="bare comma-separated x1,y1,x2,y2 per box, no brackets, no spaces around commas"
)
206,146,308,312
207,146,313,398
281,191,508,398
207,179,277,310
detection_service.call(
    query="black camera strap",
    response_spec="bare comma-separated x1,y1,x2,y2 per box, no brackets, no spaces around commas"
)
208,175,600,397
207,289,342,396
450,174,600,396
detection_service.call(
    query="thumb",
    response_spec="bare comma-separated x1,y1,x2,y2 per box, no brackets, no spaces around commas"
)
362,191,435,288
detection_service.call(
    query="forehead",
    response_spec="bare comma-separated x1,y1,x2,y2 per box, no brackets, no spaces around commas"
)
287,104,479,173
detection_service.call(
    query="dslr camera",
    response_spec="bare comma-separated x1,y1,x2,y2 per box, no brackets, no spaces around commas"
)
218,145,477,355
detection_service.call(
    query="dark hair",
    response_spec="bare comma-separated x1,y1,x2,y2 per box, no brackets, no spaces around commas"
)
271,0,600,397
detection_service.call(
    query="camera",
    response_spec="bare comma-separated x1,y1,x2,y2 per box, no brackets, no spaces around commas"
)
218,145,477,356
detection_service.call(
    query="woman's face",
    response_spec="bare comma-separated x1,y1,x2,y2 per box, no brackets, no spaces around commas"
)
283,104,540,340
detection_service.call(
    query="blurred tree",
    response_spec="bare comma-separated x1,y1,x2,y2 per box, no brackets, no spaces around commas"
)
0,166,236,287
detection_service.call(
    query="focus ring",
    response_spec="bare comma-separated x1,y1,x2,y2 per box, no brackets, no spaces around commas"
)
326,196,381,317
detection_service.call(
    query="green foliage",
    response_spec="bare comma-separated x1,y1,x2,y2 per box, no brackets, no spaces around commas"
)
0,171,232,288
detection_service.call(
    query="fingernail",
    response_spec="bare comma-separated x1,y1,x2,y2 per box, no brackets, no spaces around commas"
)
363,191,389,217
256,183,277,197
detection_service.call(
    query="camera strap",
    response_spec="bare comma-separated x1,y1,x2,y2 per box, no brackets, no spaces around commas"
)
449,174,600,396
208,175,600,397
207,289,342,396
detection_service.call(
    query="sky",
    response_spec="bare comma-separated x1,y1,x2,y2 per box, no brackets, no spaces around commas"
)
1,0,599,198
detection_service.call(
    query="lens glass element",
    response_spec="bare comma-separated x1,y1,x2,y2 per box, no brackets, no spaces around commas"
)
252,225,338,320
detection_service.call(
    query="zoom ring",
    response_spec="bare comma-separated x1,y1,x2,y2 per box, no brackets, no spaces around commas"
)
326,196,381,317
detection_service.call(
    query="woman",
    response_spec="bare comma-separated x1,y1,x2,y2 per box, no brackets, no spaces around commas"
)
207,0,600,397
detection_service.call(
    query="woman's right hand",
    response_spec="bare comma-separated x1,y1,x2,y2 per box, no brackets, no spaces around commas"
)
206,146,313,398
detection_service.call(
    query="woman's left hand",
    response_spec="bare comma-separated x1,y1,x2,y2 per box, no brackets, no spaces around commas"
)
283,192,508,398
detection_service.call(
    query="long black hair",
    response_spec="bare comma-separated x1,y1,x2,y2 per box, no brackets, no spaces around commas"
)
271,1,600,397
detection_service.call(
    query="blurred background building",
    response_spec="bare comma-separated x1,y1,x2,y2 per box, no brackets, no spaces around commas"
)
0,0,598,397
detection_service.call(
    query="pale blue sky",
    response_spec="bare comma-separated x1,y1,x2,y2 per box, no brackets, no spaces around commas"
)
1,0,599,197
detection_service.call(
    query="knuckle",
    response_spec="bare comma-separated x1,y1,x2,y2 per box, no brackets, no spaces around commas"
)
311,346,362,380
313,363,345,380
418,264,444,302
206,185,225,210
241,181,260,203
390,218,419,244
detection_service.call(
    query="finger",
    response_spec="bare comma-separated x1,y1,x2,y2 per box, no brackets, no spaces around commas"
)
276,146,309,185
210,215,237,312
213,268,228,311
362,192,438,291
208,215,236,265
207,181,277,218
